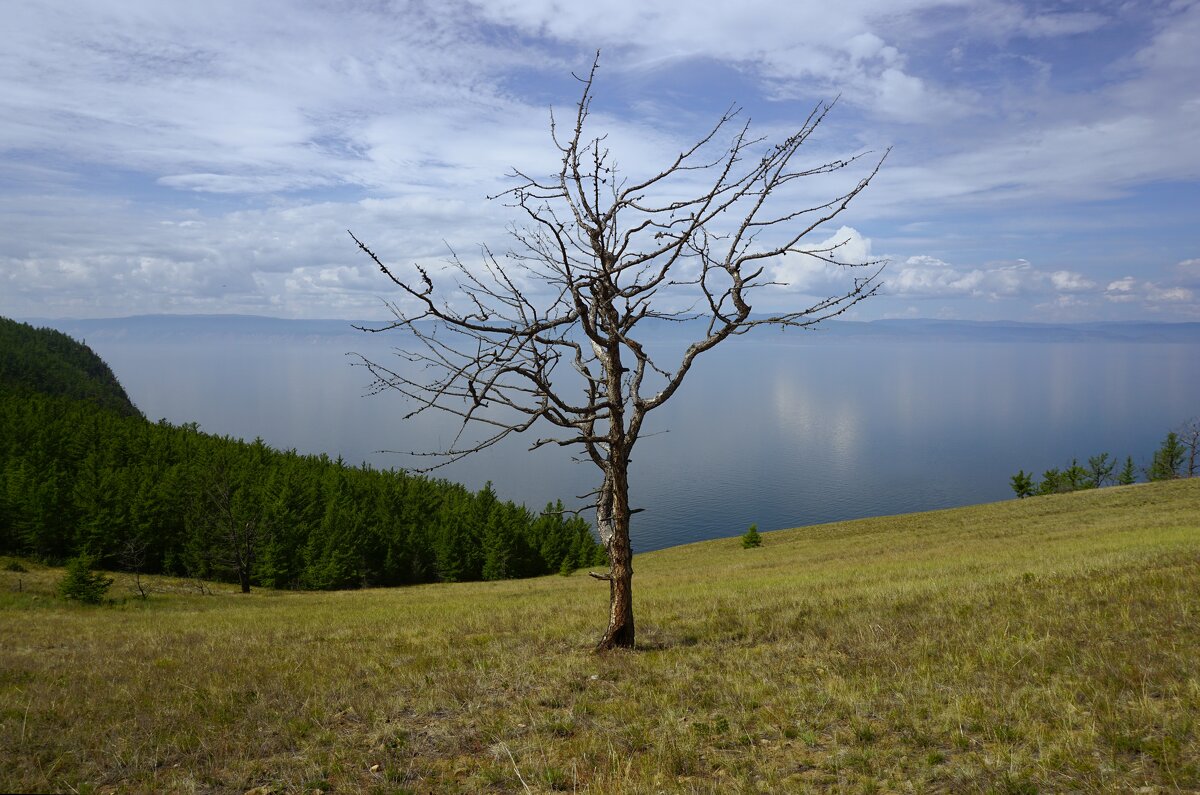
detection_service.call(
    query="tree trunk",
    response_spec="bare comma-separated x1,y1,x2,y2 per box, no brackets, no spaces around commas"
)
596,460,635,650
597,515,634,650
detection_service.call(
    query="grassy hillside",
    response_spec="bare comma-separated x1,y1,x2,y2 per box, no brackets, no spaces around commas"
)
2,479,1197,793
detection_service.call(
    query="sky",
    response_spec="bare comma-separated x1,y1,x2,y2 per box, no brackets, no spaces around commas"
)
2,0,1199,323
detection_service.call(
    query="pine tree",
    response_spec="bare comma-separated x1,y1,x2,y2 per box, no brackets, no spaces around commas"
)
1064,458,1089,491
58,554,113,604
741,523,763,549
1010,469,1036,498
1,321,611,591
1038,468,1063,495
1085,453,1114,488
1117,455,1137,486
1148,432,1185,481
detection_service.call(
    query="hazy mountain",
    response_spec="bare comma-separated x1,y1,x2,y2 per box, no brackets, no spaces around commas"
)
24,314,1199,345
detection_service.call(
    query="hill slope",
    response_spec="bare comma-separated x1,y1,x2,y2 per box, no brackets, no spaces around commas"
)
1,479,1196,792
0,314,603,585
0,316,141,417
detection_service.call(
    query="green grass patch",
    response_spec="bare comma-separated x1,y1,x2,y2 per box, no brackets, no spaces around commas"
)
1,479,1197,792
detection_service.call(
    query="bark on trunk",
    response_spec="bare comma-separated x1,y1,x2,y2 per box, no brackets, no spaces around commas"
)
597,516,634,649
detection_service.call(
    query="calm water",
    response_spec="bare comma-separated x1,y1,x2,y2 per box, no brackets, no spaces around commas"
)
63,322,1200,552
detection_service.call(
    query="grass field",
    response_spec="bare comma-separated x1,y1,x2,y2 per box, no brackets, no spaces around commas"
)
2,479,1198,793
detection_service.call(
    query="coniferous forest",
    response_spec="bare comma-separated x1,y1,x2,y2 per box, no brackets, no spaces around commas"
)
0,316,606,590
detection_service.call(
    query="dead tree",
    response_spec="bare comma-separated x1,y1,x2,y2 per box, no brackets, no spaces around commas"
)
120,536,151,600
1179,417,1200,478
350,54,886,650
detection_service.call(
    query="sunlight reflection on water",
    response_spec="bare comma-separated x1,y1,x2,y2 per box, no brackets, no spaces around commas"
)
82,331,1200,552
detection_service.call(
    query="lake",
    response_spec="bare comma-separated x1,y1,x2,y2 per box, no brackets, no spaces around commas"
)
46,316,1200,553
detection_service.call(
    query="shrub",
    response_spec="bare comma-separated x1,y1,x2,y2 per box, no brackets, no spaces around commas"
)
741,524,762,549
58,555,114,604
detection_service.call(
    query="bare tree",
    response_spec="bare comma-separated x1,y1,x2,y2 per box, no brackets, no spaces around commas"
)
1178,417,1200,478
350,55,886,650
120,536,151,600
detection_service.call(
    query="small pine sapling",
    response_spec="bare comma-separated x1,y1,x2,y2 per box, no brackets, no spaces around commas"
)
1117,455,1137,486
1149,432,1185,481
58,555,114,604
1010,469,1035,498
741,524,763,549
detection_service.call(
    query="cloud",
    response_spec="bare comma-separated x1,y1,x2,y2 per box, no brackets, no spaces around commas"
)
1018,11,1109,38
769,226,879,294
0,0,548,201
1105,277,1137,302
758,220,1200,320
1145,284,1193,303
884,254,1101,301
1049,270,1096,293
1104,276,1194,307
0,190,471,318
1177,258,1200,287
1,3,1185,184
1,1,1197,323
871,107,1200,214
4,2,1192,209
843,3,1200,218
770,226,1104,305
468,0,989,122
888,256,1018,298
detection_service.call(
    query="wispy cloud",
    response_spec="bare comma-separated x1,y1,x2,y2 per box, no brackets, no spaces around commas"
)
1,0,1197,321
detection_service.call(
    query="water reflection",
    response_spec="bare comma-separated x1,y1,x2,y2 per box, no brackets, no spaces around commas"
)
75,329,1200,553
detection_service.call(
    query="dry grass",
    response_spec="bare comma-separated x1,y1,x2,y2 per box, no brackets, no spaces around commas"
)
1,479,1198,793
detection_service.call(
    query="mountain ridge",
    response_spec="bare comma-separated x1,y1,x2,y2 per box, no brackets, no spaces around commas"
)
20,313,1200,344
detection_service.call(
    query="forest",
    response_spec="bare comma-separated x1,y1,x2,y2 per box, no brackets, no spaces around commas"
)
0,316,605,590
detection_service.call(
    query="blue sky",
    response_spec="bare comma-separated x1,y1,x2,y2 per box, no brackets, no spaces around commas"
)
2,0,1198,322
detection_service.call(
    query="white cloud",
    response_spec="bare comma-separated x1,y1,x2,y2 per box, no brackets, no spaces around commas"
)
1177,258,1200,287
1049,270,1096,293
770,226,879,293
1105,277,1137,302
772,227,1110,309
1145,284,1193,303
872,107,1200,213
887,255,980,297
845,32,897,65
468,0,988,122
1019,11,1108,38
1102,276,1194,308
886,255,1107,303
0,0,1198,322
871,68,975,123
0,190,499,318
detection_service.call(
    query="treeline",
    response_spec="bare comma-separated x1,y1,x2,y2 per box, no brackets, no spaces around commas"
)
1010,423,1200,498
0,318,606,589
